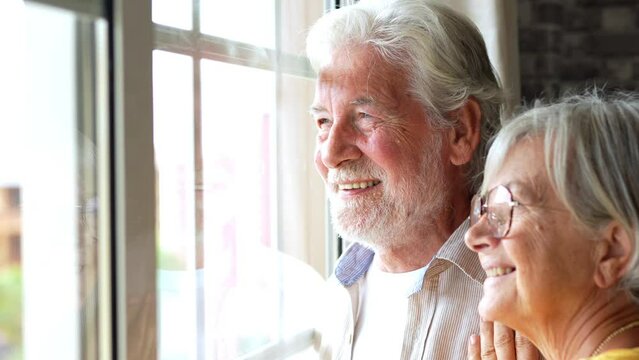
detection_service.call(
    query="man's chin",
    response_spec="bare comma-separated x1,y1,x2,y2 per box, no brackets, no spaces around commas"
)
330,200,404,247
333,215,390,247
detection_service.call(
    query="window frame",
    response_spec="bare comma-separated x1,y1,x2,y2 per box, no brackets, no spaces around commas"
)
111,0,158,359
28,0,104,18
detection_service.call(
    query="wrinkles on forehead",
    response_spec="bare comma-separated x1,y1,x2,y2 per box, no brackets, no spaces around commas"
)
502,176,548,206
493,138,554,207
315,44,411,120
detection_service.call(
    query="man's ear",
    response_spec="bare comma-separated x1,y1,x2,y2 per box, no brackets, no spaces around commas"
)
593,221,634,289
447,97,482,166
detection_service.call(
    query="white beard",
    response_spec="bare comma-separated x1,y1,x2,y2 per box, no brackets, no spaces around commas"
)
327,136,447,249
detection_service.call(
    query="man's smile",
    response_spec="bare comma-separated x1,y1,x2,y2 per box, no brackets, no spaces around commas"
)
337,180,381,191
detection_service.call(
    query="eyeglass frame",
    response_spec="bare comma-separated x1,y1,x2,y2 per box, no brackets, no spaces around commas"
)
470,184,522,239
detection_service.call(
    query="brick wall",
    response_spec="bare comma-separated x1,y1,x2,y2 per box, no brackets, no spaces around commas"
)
519,0,639,102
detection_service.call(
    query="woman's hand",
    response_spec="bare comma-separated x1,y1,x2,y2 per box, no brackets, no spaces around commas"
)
468,320,540,360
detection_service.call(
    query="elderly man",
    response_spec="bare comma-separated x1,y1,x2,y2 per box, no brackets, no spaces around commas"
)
306,1,536,359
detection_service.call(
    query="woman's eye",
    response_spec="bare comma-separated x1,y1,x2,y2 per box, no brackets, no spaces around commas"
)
488,208,507,225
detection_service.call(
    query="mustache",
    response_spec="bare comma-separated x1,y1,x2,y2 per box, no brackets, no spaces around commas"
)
327,160,385,183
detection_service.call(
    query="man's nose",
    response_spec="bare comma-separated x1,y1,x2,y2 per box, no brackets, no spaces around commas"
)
320,119,362,169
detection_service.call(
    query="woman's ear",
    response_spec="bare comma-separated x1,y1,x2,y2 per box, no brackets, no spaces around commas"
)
447,97,482,166
593,221,634,289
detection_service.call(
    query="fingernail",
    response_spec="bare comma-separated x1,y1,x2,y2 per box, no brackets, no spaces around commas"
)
470,334,478,345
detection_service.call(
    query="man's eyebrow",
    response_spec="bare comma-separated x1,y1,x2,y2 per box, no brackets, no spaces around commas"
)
309,97,376,114
350,96,375,106
308,106,326,115
309,105,326,115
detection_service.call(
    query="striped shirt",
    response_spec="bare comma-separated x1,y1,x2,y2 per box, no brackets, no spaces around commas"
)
315,220,485,360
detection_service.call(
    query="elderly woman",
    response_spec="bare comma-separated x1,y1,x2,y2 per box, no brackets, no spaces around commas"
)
465,91,639,360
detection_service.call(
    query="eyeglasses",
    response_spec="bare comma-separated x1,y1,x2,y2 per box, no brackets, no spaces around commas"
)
470,185,521,239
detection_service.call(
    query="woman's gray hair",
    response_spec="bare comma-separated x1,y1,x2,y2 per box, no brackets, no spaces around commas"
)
483,90,639,300
306,0,503,193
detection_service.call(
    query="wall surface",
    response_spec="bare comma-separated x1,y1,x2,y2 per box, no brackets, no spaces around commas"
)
519,0,639,102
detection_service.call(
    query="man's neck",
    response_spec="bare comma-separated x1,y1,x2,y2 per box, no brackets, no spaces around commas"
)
372,211,465,273
370,186,471,273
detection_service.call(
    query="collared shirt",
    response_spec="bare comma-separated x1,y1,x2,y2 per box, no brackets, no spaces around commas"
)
315,220,485,360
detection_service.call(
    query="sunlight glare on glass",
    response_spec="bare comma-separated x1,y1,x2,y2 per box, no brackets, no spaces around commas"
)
200,0,274,48
153,50,198,360
152,50,195,268
200,59,277,357
152,0,192,30
0,0,26,127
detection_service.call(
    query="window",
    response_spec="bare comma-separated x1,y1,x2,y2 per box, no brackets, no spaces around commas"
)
1,0,335,359
0,1,110,359
152,0,329,359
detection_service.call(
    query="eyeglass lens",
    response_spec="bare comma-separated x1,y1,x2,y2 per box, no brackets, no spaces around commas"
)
471,185,515,238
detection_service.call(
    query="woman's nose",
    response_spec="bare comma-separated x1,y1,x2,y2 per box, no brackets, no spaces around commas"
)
465,214,500,253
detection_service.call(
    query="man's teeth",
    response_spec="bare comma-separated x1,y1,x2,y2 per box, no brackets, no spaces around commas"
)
338,180,380,190
485,267,515,277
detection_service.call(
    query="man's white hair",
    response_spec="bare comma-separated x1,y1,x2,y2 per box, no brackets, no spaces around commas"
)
306,0,503,192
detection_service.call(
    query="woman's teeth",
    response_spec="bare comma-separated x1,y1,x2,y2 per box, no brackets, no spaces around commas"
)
485,267,515,278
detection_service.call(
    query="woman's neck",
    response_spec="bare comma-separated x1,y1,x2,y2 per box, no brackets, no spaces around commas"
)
530,291,639,360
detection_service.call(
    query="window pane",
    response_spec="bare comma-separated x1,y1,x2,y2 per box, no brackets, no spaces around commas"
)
0,2,108,359
154,2,326,358
199,60,324,359
152,50,196,360
279,0,324,55
200,59,276,358
152,0,192,30
200,0,275,48
277,73,327,275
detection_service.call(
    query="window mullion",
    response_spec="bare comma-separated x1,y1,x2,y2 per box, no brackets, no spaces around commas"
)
192,1,206,359
154,25,314,78
112,0,157,358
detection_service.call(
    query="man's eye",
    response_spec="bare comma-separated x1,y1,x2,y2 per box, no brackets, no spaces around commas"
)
358,112,372,119
316,118,330,128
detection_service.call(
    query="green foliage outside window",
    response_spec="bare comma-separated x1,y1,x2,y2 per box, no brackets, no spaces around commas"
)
0,265,22,360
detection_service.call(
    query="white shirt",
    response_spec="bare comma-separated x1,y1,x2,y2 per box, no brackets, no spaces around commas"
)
352,257,428,360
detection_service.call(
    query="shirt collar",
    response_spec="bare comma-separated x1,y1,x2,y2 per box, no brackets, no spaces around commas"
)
334,219,485,287
433,219,485,285
335,242,375,286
